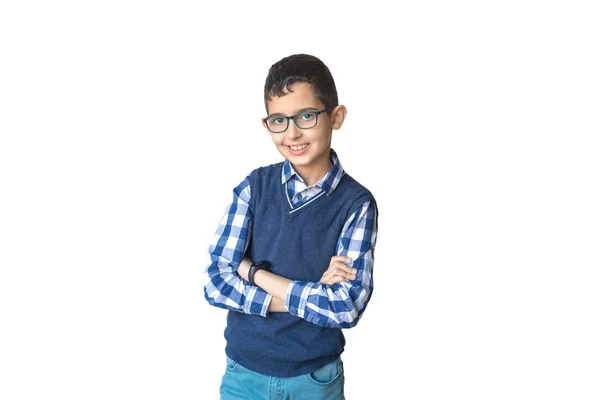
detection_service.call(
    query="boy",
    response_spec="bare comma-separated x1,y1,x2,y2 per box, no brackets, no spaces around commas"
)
202,54,378,399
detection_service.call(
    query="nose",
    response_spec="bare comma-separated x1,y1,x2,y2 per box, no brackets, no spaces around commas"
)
286,121,302,140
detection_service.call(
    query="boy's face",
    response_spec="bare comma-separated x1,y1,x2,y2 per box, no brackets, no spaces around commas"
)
263,82,344,183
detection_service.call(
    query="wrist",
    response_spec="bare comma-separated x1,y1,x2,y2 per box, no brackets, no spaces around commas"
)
238,258,251,281
248,260,272,286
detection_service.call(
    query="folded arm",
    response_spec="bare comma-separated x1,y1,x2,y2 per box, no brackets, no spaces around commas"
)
202,176,274,317
242,201,378,328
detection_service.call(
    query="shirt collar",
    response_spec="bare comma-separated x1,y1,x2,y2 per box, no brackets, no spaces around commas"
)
281,149,345,195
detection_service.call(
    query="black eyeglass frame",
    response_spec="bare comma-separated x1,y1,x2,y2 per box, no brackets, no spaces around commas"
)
262,107,335,133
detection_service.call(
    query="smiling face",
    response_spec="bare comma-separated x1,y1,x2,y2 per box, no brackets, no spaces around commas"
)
263,82,346,185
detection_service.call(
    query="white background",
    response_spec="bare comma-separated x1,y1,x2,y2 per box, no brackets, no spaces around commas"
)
1,1,599,399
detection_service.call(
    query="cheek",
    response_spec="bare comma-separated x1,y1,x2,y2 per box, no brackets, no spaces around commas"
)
311,130,328,143
271,135,284,146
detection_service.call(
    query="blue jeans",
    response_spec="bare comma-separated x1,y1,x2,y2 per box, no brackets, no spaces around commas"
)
220,356,345,400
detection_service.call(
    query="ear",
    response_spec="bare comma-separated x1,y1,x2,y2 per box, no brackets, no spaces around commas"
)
330,105,347,130
261,117,268,131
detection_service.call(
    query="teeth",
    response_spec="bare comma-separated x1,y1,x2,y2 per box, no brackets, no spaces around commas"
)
290,144,308,151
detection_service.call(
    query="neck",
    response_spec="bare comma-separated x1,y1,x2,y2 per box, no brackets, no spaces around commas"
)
293,151,332,186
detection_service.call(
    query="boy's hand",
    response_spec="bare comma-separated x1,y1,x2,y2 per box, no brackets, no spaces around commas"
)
319,256,357,285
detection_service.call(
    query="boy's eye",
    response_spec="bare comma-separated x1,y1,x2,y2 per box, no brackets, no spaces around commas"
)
300,113,315,121
269,117,286,125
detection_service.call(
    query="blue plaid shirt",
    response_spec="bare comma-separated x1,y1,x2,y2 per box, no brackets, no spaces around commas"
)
203,149,378,329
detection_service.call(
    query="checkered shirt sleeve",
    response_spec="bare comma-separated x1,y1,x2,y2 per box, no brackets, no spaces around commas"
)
202,176,273,317
285,201,378,329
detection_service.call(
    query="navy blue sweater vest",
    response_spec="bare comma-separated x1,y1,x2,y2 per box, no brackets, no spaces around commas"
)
224,162,375,378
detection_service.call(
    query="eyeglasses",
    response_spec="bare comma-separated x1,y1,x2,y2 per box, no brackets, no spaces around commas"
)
263,107,334,133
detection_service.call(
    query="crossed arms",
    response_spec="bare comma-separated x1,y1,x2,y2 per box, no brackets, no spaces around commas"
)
202,175,378,329
236,255,360,313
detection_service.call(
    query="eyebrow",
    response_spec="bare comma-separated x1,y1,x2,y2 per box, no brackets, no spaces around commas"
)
268,107,322,117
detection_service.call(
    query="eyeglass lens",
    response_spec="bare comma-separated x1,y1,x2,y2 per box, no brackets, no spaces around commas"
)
266,112,318,133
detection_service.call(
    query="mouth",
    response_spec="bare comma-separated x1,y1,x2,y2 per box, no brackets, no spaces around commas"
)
287,143,309,155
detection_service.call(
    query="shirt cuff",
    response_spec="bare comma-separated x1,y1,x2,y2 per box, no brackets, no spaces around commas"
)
285,281,312,318
243,285,273,317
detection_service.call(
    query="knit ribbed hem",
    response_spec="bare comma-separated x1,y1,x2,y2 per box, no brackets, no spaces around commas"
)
225,350,341,378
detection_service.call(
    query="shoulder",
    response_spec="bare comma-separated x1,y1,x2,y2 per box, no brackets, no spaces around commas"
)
241,161,285,205
338,172,376,201
248,161,285,182
335,172,378,220
229,162,285,209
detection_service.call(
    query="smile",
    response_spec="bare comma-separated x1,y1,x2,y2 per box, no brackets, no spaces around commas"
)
289,144,308,151
287,144,309,155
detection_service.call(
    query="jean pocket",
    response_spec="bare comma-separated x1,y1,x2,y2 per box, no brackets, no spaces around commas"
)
306,358,343,387
225,355,240,372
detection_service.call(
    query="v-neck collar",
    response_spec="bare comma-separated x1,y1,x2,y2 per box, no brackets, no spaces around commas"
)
281,180,330,215
281,148,345,196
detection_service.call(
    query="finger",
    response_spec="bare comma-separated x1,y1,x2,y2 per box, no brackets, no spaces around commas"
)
328,267,356,282
331,261,358,276
320,271,347,285
324,265,356,282
329,255,353,266
322,275,350,286
323,265,347,277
